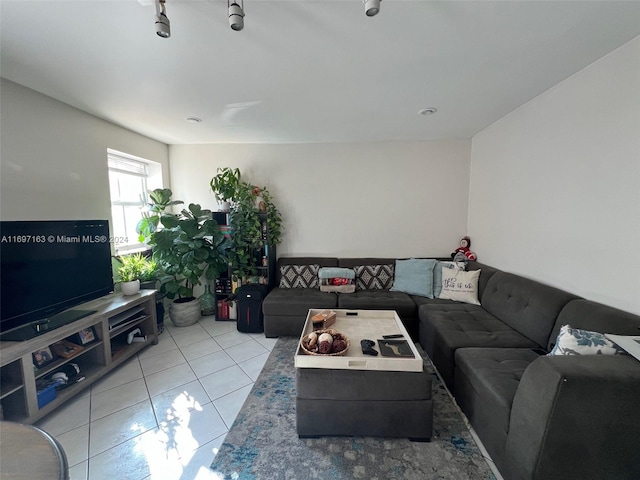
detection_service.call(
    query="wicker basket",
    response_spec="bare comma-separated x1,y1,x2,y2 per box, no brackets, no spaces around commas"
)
300,329,350,356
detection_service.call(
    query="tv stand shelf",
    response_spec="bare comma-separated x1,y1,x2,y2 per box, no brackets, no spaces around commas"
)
0,291,158,424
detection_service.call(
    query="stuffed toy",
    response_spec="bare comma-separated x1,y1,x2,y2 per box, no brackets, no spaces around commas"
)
451,236,477,261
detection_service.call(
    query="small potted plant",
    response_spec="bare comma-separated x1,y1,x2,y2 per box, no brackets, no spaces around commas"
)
137,188,229,327
209,167,241,212
115,252,148,295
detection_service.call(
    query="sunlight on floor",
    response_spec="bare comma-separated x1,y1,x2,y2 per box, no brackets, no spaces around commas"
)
136,389,214,480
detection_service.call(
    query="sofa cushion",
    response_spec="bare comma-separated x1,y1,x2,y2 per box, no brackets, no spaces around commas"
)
337,290,416,318
548,324,626,356
454,347,540,468
412,295,467,307
438,268,481,305
481,271,579,348
390,258,437,297
353,264,394,290
262,287,338,317
419,303,538,390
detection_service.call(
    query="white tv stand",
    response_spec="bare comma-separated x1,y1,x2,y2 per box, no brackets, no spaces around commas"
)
0,290,159,424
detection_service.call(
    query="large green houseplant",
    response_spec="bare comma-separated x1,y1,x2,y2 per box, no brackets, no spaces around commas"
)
210,171,283,282
137,188,228,326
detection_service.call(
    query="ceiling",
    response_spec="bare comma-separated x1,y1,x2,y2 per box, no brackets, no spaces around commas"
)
2,1,640,145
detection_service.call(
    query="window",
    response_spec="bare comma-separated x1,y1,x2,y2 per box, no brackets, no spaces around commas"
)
107,149,162,254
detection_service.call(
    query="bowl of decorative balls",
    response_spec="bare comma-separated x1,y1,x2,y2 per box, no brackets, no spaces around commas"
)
300,329,350,356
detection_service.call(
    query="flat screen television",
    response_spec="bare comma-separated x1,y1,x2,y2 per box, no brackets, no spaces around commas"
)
1,220,114,341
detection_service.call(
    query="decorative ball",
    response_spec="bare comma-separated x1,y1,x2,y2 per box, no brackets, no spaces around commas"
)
332,338,347,353
318,341,332,354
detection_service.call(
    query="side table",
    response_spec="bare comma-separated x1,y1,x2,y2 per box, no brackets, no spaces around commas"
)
0,421,69,480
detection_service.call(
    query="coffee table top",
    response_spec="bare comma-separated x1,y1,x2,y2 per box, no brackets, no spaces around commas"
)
294,309,423,372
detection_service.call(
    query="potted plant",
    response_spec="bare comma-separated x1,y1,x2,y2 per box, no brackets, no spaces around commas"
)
139,256,160,290
137,188,229,327
209,167,241,212
114,252,148,295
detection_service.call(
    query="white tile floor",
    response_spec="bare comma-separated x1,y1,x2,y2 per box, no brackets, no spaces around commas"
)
36,316,276,480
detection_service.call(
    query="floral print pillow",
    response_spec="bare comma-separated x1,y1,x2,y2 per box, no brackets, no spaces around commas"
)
548,325,626,356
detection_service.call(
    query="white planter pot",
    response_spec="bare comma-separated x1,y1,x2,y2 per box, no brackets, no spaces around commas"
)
121,280,140,296
169,298,201,327
219,201,231,212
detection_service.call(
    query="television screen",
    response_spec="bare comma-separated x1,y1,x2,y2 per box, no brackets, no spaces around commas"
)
1,220,114,340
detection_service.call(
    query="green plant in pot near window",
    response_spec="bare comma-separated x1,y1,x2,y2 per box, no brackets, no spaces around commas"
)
137,188,229,327
114,252,149,296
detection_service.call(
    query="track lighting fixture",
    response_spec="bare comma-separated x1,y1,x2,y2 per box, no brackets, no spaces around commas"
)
228,0,245,31
149,0,383,36
363,0,381,17
154,0,170,38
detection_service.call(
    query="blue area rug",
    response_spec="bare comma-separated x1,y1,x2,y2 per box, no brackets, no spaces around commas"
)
210,337,496,480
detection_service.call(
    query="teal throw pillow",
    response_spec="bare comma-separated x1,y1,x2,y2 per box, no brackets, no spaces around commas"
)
390,258,437,297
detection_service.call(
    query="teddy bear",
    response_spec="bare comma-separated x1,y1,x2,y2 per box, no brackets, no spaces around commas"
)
451,236,477,262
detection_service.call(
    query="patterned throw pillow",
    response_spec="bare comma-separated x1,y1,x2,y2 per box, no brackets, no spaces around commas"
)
354,264,394,290
548,325,626,356
279,264,320,288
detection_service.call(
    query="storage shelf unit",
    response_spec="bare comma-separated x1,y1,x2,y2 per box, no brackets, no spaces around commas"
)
0,290,158,424
213,211,276,321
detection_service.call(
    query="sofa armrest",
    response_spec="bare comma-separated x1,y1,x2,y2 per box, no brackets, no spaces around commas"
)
505,355,640,480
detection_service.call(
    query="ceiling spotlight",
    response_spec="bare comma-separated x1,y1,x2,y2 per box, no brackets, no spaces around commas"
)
228,0,245,31
364,0,381,17
154,0,170,38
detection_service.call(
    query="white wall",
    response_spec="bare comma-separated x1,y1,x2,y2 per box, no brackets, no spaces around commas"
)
170,140,471,258
468,36,640,315
0,79,170,223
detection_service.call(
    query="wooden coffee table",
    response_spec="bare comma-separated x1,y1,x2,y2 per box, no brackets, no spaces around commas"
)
295,309,433,440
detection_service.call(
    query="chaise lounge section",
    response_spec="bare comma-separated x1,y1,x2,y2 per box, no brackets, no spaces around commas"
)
419,267,640,480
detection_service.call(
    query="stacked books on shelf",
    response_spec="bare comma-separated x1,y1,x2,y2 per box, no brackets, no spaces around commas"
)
216,299,237,320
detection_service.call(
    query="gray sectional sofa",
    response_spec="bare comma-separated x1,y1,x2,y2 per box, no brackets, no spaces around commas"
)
263,256,640,480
